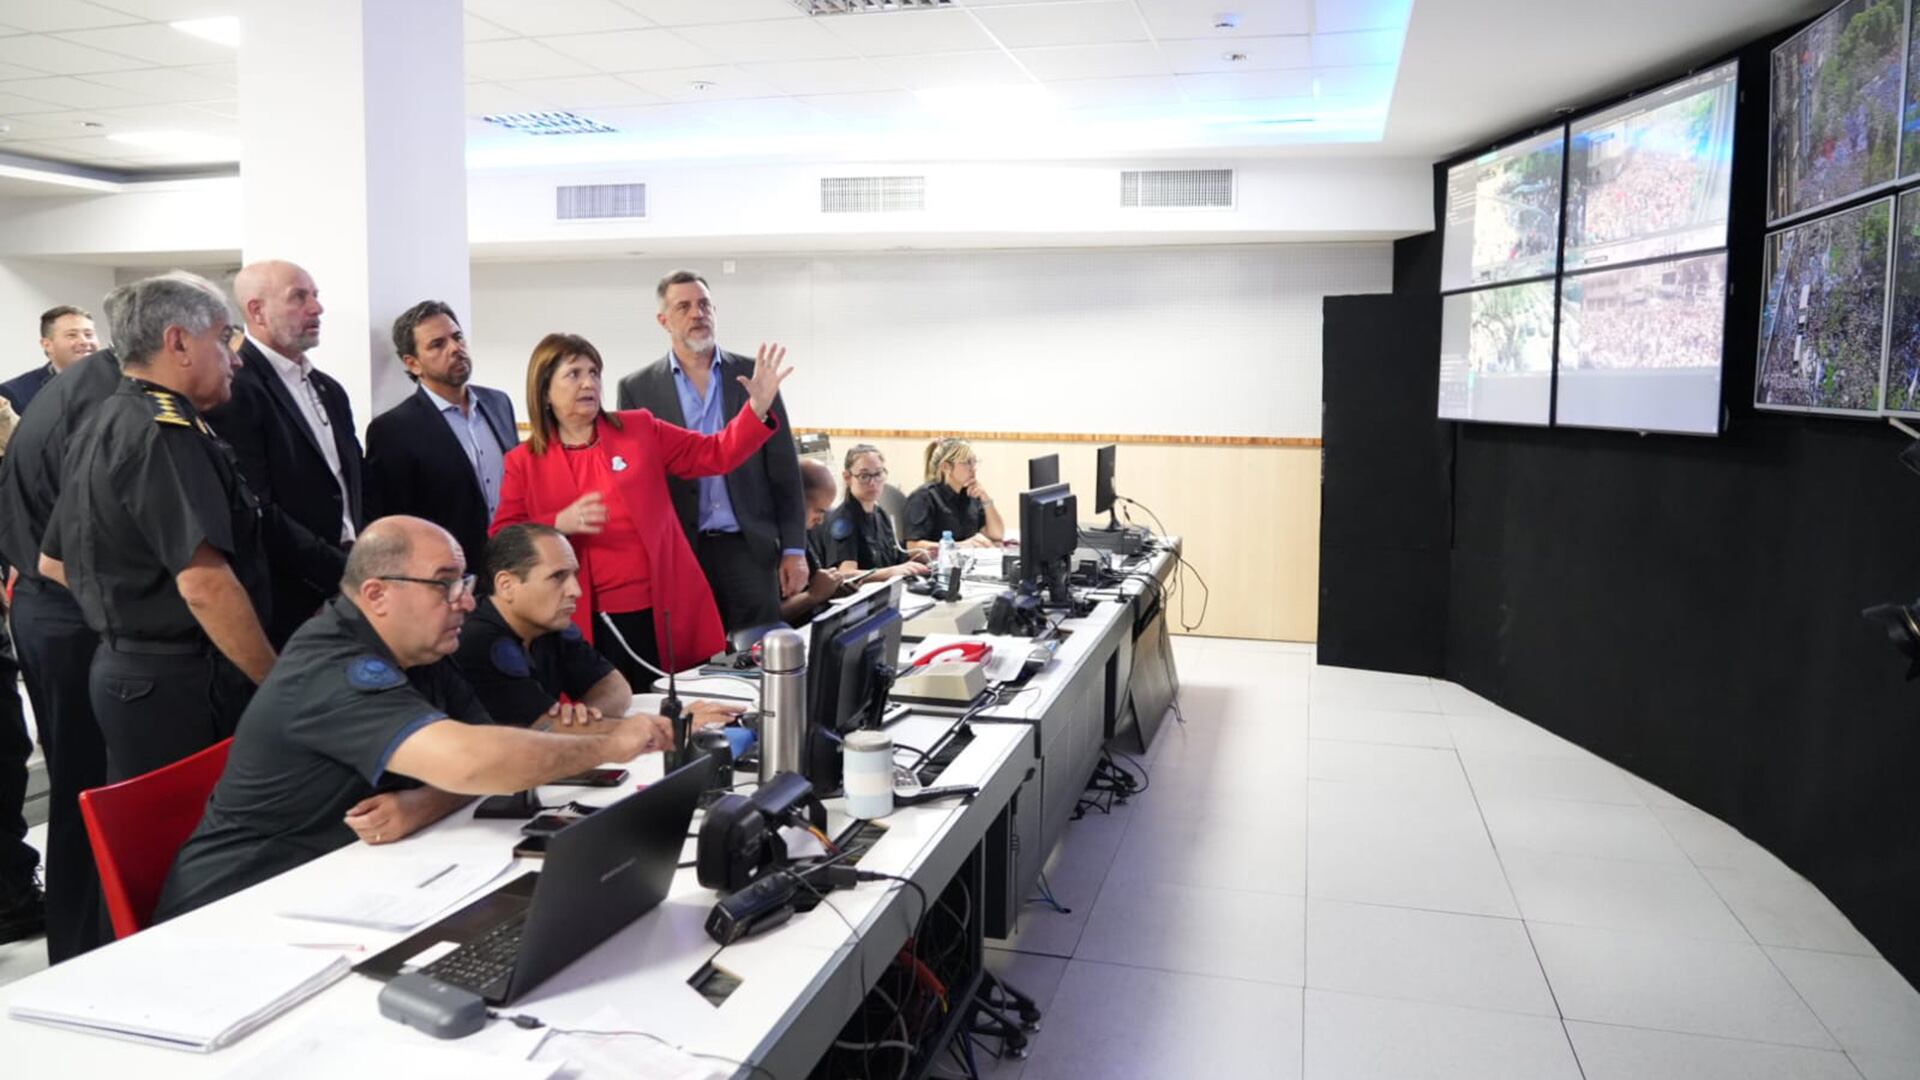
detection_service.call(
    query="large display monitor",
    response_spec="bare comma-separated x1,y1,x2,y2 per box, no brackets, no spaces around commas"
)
1769,0,1903,223
1441,129,1567,292
1556,252,1729,434
1755,196,1895,414
1436,281,1557,426
1885,188,1920,413
1565,62,1739,271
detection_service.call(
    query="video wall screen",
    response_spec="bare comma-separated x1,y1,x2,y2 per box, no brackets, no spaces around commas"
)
1886,189,1920,412
1441,129,1566,292
1437,281,1557,426
1756,196,1894,414
1556,253,1729,434
1768,0,1904,223
1566,62,1739,271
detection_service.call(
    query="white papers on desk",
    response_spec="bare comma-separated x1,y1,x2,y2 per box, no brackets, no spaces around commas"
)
220,1015,555,1080
536,1007,727,1080
278,851,513,931
6,936,349,1052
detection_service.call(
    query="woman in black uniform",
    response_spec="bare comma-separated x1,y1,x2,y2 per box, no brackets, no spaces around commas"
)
814,445,930,581
903,436,1005,552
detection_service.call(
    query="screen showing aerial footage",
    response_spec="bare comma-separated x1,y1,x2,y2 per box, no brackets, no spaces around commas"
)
1906,0,1920,176
1756,197,1893,413
1437,281,1557,425
1886,190,1920,412
1565,63,1738,271
1769,0,1903,223
1441,129,1566,292
1557,253,1728,434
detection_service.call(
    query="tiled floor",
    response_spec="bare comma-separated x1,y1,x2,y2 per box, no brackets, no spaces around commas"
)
955,636,1920,1080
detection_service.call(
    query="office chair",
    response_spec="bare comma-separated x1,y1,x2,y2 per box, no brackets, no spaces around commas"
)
877,482,908,538
79,737,233,938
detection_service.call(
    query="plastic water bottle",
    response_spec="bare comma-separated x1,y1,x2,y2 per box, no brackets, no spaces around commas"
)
937,530,957,576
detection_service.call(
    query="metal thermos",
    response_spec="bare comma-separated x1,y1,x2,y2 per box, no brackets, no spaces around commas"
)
758,628,808,782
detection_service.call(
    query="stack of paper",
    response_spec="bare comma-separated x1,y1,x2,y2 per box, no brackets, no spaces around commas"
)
277,853,512,931
220,1015,556,1080
7,936,349,1052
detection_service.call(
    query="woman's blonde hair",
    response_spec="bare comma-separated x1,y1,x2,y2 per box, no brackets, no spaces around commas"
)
524,332,621,455
924,437,975,483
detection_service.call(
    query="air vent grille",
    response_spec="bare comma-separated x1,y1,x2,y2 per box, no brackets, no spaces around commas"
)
1121,168,1235,208
791,0,951,14
556,183,647,220
820,175,926,213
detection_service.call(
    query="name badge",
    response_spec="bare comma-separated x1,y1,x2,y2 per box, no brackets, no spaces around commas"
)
611,455,629,472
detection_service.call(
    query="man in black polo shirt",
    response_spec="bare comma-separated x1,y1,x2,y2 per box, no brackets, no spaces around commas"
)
154,517,676,921
456,523,738,731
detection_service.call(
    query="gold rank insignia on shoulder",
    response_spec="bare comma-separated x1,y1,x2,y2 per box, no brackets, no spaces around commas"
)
146,390,191,428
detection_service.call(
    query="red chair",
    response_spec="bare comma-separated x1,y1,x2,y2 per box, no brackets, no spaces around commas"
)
79,738,233,938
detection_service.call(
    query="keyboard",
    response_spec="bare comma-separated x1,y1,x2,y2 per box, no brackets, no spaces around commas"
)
420,914,527,993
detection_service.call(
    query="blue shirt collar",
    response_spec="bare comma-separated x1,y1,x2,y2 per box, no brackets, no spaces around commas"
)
668,348,722,378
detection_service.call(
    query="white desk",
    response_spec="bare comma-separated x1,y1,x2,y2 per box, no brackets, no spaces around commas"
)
0,705,1032,1079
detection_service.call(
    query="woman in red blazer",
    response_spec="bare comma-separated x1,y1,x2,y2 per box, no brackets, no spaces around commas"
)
492,332,792,688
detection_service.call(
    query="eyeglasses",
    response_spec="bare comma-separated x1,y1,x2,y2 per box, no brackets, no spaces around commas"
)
954,458,978,468
851,469,888,483
378,574,477,605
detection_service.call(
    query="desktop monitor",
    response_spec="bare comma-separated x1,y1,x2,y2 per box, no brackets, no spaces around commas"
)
1018,482,1079,603
1028,454,1060,490
806,582,904,737
1094,444,1117,518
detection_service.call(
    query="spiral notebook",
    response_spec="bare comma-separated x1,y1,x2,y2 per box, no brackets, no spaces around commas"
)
7,935,350,1052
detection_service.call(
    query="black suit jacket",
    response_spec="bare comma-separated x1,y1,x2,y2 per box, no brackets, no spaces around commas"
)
363,384,518,574
616,349,805,564
206,340,364,647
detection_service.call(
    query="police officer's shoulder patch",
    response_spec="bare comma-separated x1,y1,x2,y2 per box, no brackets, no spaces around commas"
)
830,515,854,540
490,636,532,678
346,655,406,691
146,390,192,428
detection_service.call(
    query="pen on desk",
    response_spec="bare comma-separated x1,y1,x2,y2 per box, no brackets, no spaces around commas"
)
416,863,456,888
291,943,367,952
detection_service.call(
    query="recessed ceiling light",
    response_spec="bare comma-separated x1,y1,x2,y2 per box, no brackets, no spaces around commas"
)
1212,12,1241,30
481,111,618,135
170,17,240,48
80,120,105,129
689,80,716,92
107,130,240,159
1222,52,1247,63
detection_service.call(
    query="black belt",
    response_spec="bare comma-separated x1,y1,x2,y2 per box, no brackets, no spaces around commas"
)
104,637,208,657
698,529,744,539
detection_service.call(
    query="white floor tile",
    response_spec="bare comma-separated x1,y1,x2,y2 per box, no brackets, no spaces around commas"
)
1502,849,1752,942
1446,712,1586,759
1530,923,1836,1049
1478,795,1690,864
1307,740,1472,794
1565,1020,1864,1080
1651,804,1789,872
1767,948,1920,1061
1075,880,1305,986
1303,989,1583,1080
1431,681,1517,718
1311,679,1441,715
1307,826,1519,918
1308,703,1455,748
1108,792,1307,896
1308,778,1489,849
1021,961,1304,1080
1702,865,1880,956
1853,1053,1920,1080
1460,749,1645,805
1304,899,1556,1016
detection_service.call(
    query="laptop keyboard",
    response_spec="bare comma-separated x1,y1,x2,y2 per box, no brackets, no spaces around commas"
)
419,914,527,994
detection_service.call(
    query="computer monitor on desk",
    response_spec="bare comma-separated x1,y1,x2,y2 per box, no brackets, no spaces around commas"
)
1028,453,1059,490
1018,482,1078,605
803,581,905,789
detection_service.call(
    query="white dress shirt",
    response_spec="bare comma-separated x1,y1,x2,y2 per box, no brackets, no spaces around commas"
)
249,335,355,543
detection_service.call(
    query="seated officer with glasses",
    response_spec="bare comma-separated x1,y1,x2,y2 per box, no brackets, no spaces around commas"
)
814,444,929,582
154,516,677,921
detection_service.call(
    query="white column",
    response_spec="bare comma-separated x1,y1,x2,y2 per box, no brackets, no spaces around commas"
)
238,0,469,429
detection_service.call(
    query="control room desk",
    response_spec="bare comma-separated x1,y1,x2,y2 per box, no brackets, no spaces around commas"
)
0,707,1032,1080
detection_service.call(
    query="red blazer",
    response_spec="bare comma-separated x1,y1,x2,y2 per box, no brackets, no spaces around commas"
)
492,403,777,666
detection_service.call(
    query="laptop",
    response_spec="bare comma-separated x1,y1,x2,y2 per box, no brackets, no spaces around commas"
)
356,758,710,1006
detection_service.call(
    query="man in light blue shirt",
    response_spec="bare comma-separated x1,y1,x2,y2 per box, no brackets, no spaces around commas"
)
364,302,519,578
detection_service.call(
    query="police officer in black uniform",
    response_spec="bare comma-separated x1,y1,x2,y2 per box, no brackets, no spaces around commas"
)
815,444,930,580
0,329,123,961
903,436,1006,551
39,273,277,784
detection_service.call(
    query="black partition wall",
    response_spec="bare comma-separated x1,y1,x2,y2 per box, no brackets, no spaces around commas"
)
1322,28,1920,985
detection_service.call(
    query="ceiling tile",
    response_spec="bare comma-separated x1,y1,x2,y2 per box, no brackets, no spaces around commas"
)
873,49,1029,90
184,97,232,118
672,17,859,64
0,90,63,112
54,22,235,64
0,75,145,109
464,38,586,81
0,62,53,79
793,89,923,123
78,0,235,20
1159,34,1310,73
1013,42,1169,81
464,12,518,42
0,34,150,73
464,81,550,115
1312,62,1395,98
1042,74,1184,108
973,0,1148,47
78,65,234,101
0,0,141,32
742,57,901,96
465,0,654,36
500,73,667,108
0,114,98,140
619,65,783,102
1175,68,1313,102
1135,0,1311,38
816,7,996,56
1314,0,1412,34
615,0,805,26
175,61,233,87
538,28,715,73
1311,27,1402,67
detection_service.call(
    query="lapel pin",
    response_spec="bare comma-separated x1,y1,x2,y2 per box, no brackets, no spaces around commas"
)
611,455,629,472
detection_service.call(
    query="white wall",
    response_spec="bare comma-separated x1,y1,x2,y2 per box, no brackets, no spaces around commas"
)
467,243,1391,440
0,258,116,376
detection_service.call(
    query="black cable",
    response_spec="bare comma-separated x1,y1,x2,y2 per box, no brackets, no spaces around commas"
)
1118,495,1209,631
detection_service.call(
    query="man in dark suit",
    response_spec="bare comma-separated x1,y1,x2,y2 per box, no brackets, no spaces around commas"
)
364,301,518,574
616,270,807,633
207,260,364,648
0,305,98,414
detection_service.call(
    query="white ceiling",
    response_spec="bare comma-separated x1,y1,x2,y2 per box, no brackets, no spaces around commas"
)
0,0,1828,174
